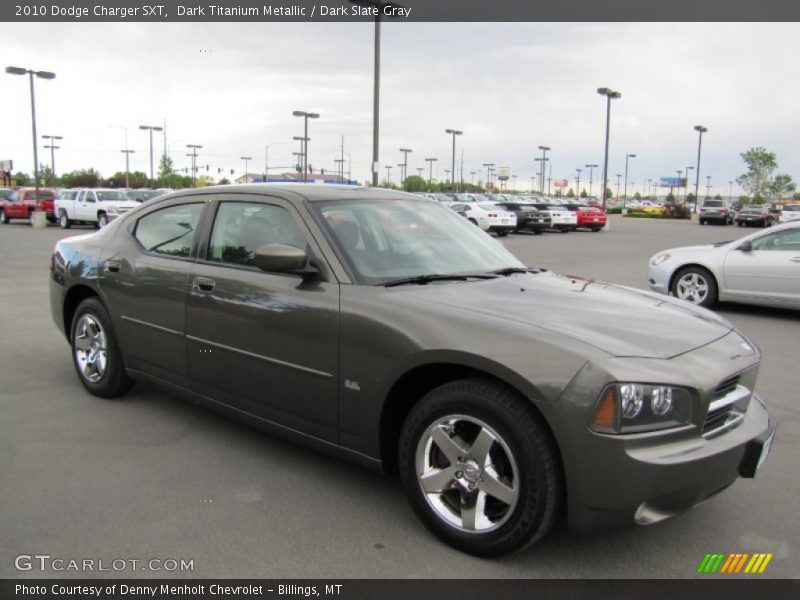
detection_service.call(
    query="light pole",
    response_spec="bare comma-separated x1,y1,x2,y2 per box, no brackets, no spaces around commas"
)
444,169,451,187
684,166,694,202
729,180,733,204
647,178,653,199
575,168,582,198
399,147,412,185
693,125,708,213
425,158,437,188
615,174,622,201
186,144,202,185
385,165,392,186
335,158,346,182
706,175,712,199
240,156,252,183
292,110,320,182
416,167,424,179
537,145,550,194
6,65,55,198
445,129,462,192
112,126,132,188
139,124,164,183
292,152,303,179
264,142,287,181
293,135,307,179
585,164,598,197
623,153,636,208
483,163,494,189
597,87,621,211
41,135,62,180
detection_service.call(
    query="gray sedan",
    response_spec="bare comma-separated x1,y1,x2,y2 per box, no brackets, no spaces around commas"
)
50,184,774,557
648,221,800,309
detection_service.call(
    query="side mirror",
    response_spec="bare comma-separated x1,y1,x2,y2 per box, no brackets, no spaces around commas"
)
738,241,752,252
254,243,317,277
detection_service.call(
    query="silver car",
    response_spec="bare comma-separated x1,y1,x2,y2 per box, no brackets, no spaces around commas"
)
648,221,800,309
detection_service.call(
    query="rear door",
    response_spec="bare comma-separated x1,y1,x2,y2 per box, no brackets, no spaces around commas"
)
185,194,340,442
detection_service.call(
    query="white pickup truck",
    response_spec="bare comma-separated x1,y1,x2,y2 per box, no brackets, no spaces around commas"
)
55,188,138,229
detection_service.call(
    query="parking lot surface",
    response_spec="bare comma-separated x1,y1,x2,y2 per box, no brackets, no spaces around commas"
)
0,216,796,578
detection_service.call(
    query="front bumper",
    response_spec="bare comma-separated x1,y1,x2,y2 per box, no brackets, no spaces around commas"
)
539,331,774,532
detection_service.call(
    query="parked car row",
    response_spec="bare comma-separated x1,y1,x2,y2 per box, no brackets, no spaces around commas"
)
0,187,171,229
698,199,800,228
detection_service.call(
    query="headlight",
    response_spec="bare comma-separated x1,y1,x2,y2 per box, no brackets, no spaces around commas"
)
592,383,692,434
108,206,119,215
649,253,671,267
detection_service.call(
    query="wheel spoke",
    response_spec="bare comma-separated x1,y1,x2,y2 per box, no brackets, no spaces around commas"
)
420,466,457,494
94,351,107,376
469,427,496,464
460,490,487,531
74,335,92,352
430,425,467,464
480,468,516,505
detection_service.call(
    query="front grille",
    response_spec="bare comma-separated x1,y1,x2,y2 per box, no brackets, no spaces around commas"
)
702,376,748,438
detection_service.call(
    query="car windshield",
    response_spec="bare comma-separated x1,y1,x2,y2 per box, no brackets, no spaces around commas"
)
742,207,765,213
703,201,724,207
96,191,129,202
312,198,524,285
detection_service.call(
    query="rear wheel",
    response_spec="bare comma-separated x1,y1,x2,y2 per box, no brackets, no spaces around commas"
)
97,212,108,228
497,230,509,237
70,298,133,398
59,211,72,229
671,266,718,308
399,379,562,557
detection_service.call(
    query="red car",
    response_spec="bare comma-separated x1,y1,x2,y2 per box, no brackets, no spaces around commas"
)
565,204,607,231
0,187,56,225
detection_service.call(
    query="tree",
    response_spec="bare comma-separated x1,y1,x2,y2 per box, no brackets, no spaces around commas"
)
580,189,587,198
60,168,102,188
39,164,57,187
403,175,427,192
768,173,796,199
686,192,696,205
157,154,174,186
218,177,231,185
106,171,149,189
736,147,778,200
633,191,642,200
195,175,215,187
13,171,31,186
566,188,575,198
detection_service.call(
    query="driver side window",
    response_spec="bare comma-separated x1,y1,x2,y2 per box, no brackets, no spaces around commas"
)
751,229,800,251
134,203,204,258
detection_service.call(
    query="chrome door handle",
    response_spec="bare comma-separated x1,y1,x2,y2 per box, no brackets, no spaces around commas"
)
193,277,216,293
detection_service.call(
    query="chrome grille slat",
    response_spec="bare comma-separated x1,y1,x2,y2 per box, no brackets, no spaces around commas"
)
702,377,750,438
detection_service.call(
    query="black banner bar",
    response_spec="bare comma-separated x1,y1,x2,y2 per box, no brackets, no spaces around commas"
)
3,0,800,22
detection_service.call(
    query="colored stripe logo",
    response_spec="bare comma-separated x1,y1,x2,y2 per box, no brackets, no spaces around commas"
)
697,552,773,574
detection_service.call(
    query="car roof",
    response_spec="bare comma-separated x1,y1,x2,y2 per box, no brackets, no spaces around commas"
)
152,183,418,204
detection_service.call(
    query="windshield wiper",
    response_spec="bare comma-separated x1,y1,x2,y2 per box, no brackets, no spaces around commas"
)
489,267,532,276
383,273,497,287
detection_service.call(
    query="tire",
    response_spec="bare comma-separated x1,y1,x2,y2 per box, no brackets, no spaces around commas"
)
699,219,705,225
0,209,8,224
591,226,602,232
398,378,562,557
560,228,569,233
497,231,509,237
533,230,543,235
70,297,133,398
97,212,108,228
59,211,72,229
468,218,478,227
670,266,718,308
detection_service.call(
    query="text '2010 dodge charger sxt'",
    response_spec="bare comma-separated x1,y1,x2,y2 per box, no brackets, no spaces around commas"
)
50,185,775,557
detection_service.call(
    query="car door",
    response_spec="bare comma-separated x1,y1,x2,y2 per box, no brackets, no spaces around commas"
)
723,228,800,305
76,189,96,221
185,195,340,443
99,199,207,387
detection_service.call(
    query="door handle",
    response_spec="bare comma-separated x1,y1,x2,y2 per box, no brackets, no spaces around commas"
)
104,260,121,273
193,277,216,293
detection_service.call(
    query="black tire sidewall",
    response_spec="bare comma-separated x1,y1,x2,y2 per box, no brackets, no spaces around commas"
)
398,380,559,557
70,297,132,398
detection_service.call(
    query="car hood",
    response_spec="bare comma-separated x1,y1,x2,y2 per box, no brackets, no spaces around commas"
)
398,271,733,359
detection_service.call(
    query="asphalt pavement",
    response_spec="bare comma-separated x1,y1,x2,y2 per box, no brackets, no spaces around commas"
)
0,216,796,579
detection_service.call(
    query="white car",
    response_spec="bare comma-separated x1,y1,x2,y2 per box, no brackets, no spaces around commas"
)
779,204,800,223
648,221,800,309
447,202,517,236
530,202,578,232
56,188,139,228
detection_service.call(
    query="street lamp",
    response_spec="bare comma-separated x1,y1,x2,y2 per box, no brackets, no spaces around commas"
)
264,142,287,181
186,144,202,185
623,153,636,208
693,125,708,213
482,163,494,188
597,87,621,211
684,166,694,202
538,146,550,194
585,164,598,197
292,110,320,182
139,124,164,183
399,147,412,184
575,168,582,198
41,135,62,180
425,157,437,188
445,129,462,192
240,156,252,183
385,164,392,186
6,65,56,198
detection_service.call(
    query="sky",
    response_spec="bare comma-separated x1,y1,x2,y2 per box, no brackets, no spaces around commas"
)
2,21,799,196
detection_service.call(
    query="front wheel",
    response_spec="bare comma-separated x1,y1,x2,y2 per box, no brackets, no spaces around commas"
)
497,230,509,237
671,266,718,308
398,379,562,557
97,212,108,228
0,209,8,224
70,297,133,398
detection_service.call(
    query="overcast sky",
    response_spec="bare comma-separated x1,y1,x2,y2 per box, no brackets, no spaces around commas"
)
2,22,799,196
